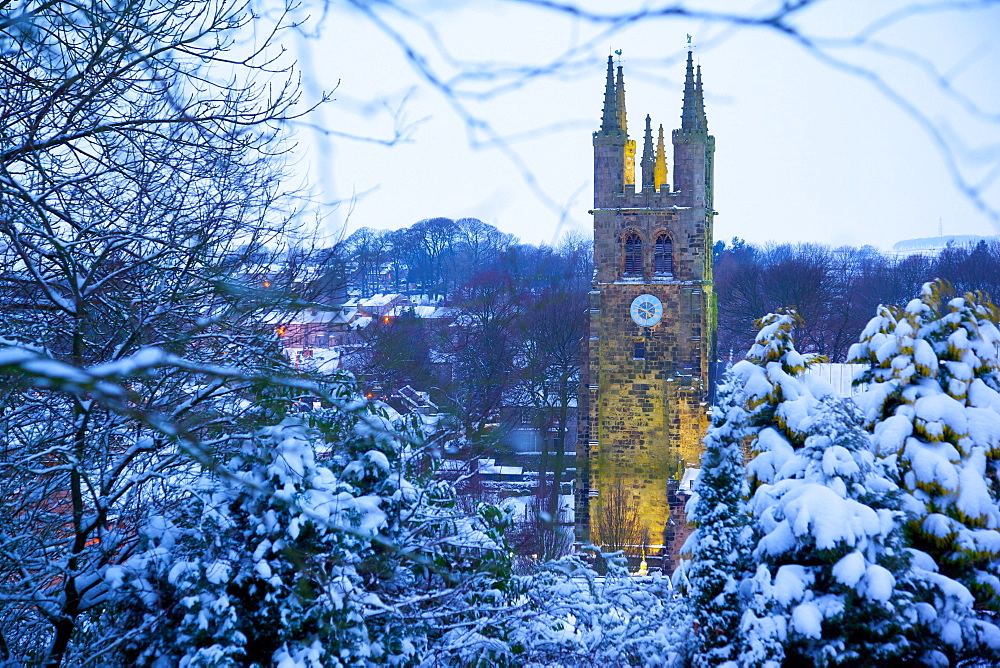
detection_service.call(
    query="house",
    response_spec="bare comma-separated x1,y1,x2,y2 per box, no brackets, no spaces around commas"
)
357,293,410,319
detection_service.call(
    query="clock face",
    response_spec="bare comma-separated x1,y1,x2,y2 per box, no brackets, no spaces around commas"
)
630,294,663,327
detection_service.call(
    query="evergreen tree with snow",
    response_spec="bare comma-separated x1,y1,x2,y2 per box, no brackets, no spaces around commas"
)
724,311,917,665
112,378,514,666
749,396,915,665
738,564,785,668
505,553,687,666
684,374,752,667
697,310,823,667
734,311,826,492
849,279,1000,662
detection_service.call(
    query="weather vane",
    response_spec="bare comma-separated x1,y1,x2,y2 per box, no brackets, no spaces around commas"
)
614,48,622,65
687,33,695,50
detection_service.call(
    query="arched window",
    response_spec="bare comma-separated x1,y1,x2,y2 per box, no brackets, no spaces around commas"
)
623,232,642,276
654,233,673,276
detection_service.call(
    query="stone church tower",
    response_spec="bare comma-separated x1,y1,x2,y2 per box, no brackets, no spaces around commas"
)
576,52,716,563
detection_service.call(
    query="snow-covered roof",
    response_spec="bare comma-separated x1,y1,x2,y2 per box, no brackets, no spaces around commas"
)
803,363,867,397
479,463,523,477
411,305,438,318
261,309,337,325
386,305,411,318
359,293,405,307
329,306,359,325
679,467,699,495
286,347,341,373
395,384,437,410
429,306,461,319
475,458,523,478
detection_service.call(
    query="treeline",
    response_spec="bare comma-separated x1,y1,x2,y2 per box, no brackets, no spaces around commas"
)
340,217,520,299
715,237,1000,362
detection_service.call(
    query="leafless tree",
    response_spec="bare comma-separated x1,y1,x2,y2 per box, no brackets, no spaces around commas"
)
0,0,313,662
511,248,588,519
593,479,647,562
447,266,521,443
508,501,574,568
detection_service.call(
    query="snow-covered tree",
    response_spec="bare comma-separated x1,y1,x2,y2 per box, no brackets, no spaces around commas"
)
504,554,687,667
714,311,918,665
109,384,513,666
683,374,752,666
849,279,1000,662
736,311,826,492
749,396,915,665
738,564,785,668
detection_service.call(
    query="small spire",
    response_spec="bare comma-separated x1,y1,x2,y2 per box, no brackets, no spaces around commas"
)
616,65,627,136
680,50,699,133
641,114,655,190
600,55,619,133
655,124,668,190
696,64,708,132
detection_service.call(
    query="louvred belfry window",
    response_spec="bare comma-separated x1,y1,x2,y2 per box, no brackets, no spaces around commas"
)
654,233,673,276
623,232,642,276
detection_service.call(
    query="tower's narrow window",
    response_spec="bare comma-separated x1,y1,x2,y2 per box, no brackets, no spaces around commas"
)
654,233,673,276
633,337,646,360
623,232,642,276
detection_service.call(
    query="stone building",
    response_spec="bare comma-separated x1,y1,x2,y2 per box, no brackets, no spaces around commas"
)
576,52,716,567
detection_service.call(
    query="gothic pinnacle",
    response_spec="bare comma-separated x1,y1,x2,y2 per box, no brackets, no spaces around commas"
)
681,50,699,133
642,114,655,190
655,124,668,191
616,64,627,136
696,64,708,132
600,54,619,133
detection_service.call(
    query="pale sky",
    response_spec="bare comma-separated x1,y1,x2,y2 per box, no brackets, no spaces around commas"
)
291,0,1000,250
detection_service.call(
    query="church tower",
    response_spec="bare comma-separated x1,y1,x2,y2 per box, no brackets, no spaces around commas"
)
576,52,716,564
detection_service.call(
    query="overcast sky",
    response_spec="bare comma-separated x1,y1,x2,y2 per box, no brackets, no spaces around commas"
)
291,0,1000,250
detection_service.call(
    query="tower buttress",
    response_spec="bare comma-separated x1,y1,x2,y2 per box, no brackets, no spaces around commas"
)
672,51,713,208
697,63,715,211
593,55,636,207
696,64,708,132
617,65,636,191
